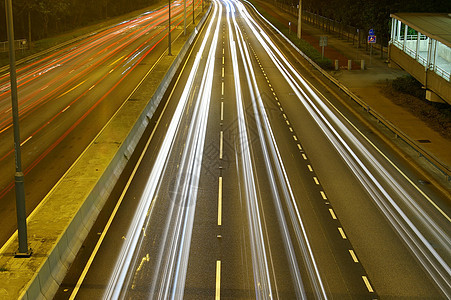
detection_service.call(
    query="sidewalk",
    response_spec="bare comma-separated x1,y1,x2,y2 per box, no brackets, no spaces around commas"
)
252,0,451,175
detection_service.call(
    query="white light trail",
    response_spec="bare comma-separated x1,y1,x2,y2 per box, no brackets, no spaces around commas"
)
241,1,451,296
104,1,222,298
227,0,327,298
225,1,274,298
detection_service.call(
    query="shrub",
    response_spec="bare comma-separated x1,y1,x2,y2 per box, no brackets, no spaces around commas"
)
384,77,451,139
391,75,425,99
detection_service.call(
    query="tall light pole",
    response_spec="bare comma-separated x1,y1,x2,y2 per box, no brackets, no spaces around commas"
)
168,0,172,55
297,0,302,39
5,0,31,257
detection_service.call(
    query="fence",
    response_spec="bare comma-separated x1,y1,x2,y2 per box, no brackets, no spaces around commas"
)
302,11,387,57
273,3,388,58
0,39,28,52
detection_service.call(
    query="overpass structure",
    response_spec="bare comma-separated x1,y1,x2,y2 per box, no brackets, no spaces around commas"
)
389,13,451,104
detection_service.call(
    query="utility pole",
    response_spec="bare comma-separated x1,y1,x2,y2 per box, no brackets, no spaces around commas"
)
297,0,302,39
192,0,195,24
168,0,172,55
5,0,31,258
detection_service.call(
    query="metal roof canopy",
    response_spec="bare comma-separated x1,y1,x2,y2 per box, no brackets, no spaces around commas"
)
390,13,451,48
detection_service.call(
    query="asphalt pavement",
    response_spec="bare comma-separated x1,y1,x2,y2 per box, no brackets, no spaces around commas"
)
55,0,450,299
0,0,197,245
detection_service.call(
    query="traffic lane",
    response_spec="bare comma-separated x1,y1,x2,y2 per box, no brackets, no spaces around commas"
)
245,47,374,299
232,15,373,297
243,5,445,298
0,30,167,193
0,20,190,246
0,7,165,86
228,5,319,296
0,0,192,131
274,85,444,299
233,46,300,299
182,15,258,299
0,9,154,114
0,3,187,135
121,5,221,298
0,9,176,166
182,17,228,299
260,34,448,298
55,19,205,295
221,6,313,296
0,5,187,184
64,8,214,298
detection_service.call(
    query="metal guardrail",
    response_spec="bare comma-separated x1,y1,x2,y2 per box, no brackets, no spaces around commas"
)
435,65,451,81
405,46,416,59
247,1,451,181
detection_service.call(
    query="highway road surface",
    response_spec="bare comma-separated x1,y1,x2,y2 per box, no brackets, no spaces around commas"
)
54,0,450,299
0,0,203,245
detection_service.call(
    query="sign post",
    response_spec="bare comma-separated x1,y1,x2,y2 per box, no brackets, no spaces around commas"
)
319,36,328,59
368,29,376,65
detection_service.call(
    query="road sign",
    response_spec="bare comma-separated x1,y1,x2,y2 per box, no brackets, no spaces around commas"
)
369,28,374,36
319,36,328,47
368,35,376,43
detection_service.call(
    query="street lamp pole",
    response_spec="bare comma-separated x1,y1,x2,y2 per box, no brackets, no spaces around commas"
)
5,0,31,257
297,0,302,39
168,0,172,55
192,0,195,24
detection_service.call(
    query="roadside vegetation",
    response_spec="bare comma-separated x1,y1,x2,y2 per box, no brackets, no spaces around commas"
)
249,0,332,70
383,76,451,140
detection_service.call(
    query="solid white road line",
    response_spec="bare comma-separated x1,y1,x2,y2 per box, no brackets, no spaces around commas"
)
313,177,319,185
329,208,337,219
349,250,359,262
338,227,347,239
220,131,224,159
362,275,374,292
218,177,223,226
215,260,221,299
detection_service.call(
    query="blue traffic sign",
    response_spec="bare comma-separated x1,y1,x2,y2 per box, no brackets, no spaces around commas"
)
369,28,375,36
368,35,376,43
